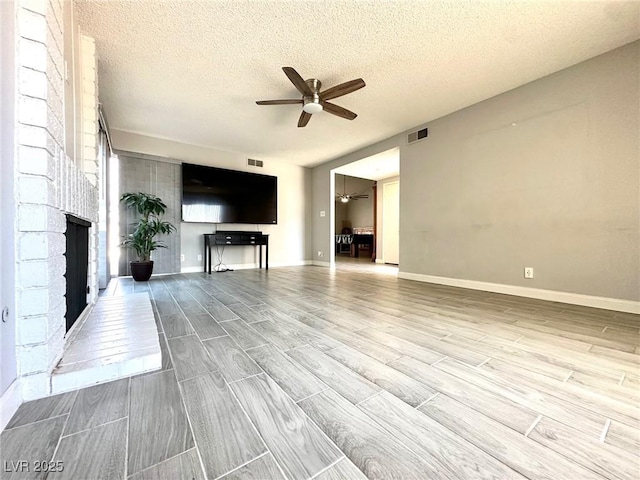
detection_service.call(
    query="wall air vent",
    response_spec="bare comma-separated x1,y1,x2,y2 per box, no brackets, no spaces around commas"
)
407,127,428,144
247,158,264,167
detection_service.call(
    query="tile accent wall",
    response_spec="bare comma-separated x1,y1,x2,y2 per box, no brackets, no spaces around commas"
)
118,154,181,275
14,0,99,399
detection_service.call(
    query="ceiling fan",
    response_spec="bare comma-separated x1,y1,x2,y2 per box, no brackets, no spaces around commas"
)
336,175,369,203
256,67,365,127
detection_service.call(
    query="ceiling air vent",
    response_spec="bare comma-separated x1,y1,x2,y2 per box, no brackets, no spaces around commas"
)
407,127,428,145
247,158,264,167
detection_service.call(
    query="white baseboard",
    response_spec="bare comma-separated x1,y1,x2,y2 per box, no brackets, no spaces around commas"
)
312,260,332,268
181,266,208,273
181,260,312,274
270,260,313,267
1,379,22,431
398,272,640,314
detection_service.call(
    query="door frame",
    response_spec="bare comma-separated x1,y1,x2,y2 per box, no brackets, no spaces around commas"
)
381,180,400,265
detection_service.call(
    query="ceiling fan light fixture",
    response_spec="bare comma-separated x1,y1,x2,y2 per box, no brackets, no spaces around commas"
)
302,100,323,114
340,196,349,203
256,67,364,127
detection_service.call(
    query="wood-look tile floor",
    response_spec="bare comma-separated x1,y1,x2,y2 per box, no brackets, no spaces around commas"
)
2,266,639,479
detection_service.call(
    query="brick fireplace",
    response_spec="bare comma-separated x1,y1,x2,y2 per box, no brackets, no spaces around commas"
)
11,0,100,400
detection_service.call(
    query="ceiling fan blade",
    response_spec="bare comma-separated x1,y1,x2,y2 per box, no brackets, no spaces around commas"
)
322,101,357,120
298,111,312,127
256,99,302,105
320,78,365,101
283,67,313,96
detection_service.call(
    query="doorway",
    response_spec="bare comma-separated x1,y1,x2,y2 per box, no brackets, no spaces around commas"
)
331,147,400,269
334,173,376,260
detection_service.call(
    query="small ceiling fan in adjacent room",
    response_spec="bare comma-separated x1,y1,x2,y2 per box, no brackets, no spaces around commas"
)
256,67,365,127
336,175,369,203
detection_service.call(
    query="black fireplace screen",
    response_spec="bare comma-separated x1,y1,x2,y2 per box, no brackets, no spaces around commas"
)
65,215,90,332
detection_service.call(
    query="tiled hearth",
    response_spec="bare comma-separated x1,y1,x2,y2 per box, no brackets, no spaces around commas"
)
51,291,160,394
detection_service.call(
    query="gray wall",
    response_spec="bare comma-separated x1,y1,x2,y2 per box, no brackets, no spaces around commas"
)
335,174,376,232
346,176,375,229
118,153,181,275
335,199,348,233
313,41,640,301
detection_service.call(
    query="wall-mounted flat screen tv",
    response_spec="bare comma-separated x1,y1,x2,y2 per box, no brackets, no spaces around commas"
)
181,163,277,224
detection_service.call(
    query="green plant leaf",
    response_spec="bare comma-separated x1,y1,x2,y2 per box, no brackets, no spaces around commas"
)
119,192,175,262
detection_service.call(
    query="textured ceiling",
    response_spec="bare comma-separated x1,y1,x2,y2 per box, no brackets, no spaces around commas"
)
76,1,639,167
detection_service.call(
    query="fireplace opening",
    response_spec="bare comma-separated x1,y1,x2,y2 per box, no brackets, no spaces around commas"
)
65,215,90,332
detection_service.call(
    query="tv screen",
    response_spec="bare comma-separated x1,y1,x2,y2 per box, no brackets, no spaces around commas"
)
181,163,277,224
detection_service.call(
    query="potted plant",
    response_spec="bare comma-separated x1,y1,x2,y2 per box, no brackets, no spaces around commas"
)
120,192,176,281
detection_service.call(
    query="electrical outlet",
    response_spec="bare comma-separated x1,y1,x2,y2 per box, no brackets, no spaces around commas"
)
180,254,185,262
524,267,534,279
317,251,324,258
320,211,326,217
197,254,202,261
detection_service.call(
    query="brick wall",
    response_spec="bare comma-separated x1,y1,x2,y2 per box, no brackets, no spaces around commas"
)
14,0,99,399
80,34,98,186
